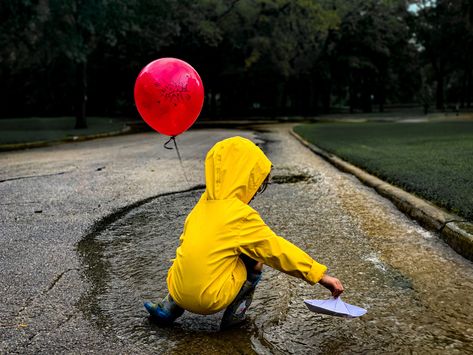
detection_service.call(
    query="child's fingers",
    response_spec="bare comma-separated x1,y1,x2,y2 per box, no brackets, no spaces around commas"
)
333,288,343,297
319,275,344,297
332,280,344,297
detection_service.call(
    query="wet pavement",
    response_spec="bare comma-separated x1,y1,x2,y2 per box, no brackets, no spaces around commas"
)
1,126,473,353
0,129,254,353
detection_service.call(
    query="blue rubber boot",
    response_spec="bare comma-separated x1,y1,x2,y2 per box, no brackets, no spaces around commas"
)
144,294,184,324
220,272,262,330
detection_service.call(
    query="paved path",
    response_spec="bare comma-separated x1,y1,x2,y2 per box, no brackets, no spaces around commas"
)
0,129,255,353
1,126,472,354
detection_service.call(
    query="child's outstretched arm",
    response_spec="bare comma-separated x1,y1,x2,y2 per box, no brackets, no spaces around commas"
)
239,209,344,296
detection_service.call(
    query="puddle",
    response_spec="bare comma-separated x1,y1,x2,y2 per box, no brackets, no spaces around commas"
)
78,175,473,354
271,173,310,184
270,167,313,184
78,189,260,354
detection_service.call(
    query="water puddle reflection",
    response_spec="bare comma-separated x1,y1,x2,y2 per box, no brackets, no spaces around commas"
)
78,174,473,354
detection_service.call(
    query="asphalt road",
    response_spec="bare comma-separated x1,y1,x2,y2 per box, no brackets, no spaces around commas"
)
1,125,472,354
0,129,257,353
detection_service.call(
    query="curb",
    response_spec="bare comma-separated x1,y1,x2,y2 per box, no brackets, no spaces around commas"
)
290,130,473,262
0,126,132,152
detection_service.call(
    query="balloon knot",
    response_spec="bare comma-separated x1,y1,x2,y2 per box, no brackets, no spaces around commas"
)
164,136,176,150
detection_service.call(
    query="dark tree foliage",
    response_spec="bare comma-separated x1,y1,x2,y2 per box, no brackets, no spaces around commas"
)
0,0,471,124
327,0,418,113
414,0,473,110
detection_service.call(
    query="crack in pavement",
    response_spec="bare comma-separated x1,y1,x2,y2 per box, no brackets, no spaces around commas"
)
0,201,42,205
46,268,77,293
3,268,81,352
15,268,79,320
26,313,76,344
0,171,70,183
6,268,81,353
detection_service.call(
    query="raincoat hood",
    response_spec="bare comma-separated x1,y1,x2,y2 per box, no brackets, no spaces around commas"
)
204,136,272,204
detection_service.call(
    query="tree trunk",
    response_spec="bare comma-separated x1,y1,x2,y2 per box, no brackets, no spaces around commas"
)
435,62,444,110
308,76,316,115
322,76,331,114
283,82,289,115
349,83,355,114
209,88,217,118
378,71,386,112
467,69,472,107
75,61,87,129
361,81,372,113
460,70,467,108
276,82,284,114
436,75,444,110
363,92,372,113
379,95,384,113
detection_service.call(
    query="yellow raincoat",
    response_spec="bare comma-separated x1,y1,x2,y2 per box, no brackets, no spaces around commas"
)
167,136,327,314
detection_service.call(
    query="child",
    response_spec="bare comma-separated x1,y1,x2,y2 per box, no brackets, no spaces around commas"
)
144,136,344,329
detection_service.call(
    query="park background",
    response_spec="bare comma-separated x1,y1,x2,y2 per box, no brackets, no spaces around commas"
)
1,0,472,222
1,0,473,125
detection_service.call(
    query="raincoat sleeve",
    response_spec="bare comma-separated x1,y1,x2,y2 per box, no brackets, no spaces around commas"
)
238,209,327,285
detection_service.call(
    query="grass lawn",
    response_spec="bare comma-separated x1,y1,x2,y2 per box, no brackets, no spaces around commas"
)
294,121,473,222
0,116,127,145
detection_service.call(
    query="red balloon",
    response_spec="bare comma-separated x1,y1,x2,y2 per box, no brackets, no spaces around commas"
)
134,58,204,136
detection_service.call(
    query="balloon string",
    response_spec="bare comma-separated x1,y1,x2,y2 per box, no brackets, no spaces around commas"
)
164,136,198,204
164,136,174,150
172,137,184,171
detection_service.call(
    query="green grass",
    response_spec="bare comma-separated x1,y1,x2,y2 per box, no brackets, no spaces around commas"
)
294,121,473,222
0,117,127,145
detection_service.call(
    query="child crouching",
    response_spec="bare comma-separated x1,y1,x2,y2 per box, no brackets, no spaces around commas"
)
145,136,343,329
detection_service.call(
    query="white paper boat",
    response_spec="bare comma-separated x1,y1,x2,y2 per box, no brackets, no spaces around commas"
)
304,297,367,318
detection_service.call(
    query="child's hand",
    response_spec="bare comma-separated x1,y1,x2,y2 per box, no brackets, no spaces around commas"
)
318,274,344,298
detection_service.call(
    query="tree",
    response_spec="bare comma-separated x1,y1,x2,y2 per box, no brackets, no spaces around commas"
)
414,0,473,109
0,1,53,116
208,0,339,115
328,0,415,113
3,0,466,120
